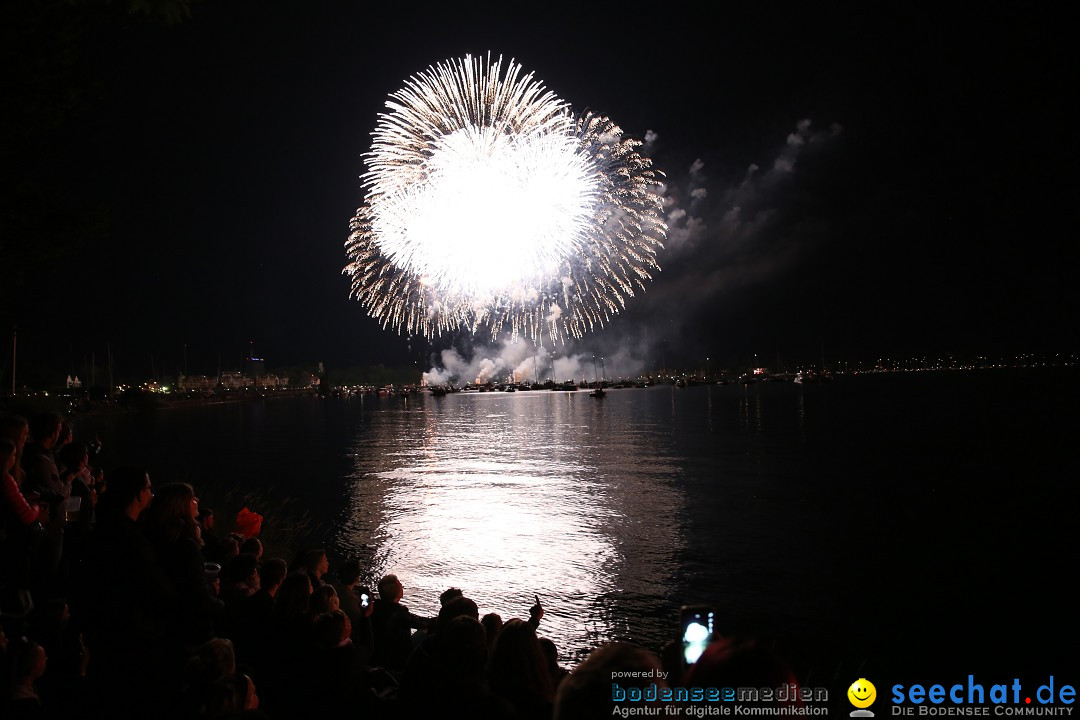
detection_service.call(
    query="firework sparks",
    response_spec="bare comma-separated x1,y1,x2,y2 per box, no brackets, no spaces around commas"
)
344,54,666,342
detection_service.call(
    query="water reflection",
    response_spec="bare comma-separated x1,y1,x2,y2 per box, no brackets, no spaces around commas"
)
339,391,685,661
78,373,1075,672
737,384,765,434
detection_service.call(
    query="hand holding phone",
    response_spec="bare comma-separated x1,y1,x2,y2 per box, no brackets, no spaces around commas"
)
679,605,715,666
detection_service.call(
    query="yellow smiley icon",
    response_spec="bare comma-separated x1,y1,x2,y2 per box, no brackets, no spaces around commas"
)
848,679,877,708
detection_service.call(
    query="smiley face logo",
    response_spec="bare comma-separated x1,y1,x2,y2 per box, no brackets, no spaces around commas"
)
848,679,877,709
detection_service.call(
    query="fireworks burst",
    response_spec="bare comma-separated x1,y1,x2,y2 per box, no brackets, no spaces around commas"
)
344,54,666,342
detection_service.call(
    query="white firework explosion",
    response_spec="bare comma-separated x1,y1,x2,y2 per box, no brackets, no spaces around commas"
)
344,54,666,342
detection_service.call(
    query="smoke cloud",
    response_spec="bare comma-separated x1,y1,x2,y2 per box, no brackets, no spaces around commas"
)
653,118,843,301
422,336,648,386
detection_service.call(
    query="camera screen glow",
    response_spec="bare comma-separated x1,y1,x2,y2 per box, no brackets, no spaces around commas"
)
683,619,711,665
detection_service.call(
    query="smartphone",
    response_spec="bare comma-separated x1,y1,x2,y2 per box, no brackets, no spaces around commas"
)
358,587,371,608
680,605,715,666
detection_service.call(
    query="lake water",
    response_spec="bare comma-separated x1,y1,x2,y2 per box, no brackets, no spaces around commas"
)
77,369,1078,677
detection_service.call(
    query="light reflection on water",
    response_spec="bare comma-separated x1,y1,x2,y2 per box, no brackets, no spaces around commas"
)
77,370,1078,672
338,390,685,661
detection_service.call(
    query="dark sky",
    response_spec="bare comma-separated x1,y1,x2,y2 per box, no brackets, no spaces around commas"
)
3,1,1077,382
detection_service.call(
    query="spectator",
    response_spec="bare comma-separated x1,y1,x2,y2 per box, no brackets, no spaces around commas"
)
539,637,569,689
21,414,63,500
5,636,47,718
295,548,329,588
482,612,503,652
142,483,223,650
0,415,30,487
440,586,464,606
332,559,373,659
370,573,430,675
554,642,665,720
309,584,340,617
79,467,170,717
21,413,65,589
232,558,287,669
198,508,224,563
238,537,263,561
0,437,48,616
488,618,555,720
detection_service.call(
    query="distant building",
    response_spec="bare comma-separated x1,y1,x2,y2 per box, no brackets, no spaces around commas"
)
257,374,288,389
244,356,266,379
220,371,253,389
177,366,297,391
178,374,217,390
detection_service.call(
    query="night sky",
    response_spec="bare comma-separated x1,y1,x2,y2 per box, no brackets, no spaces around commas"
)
3,1,1077,383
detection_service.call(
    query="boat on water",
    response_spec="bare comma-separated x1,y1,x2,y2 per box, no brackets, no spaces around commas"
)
793,369,834,384
590,387,606,398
